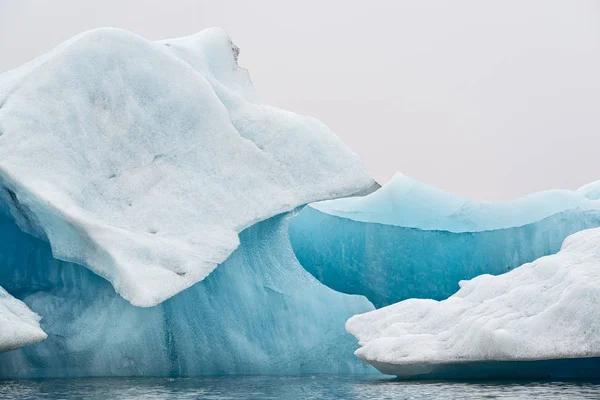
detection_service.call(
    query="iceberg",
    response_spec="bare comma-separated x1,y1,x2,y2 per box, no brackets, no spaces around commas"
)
346,227,600,379
0,27,375,376
289,173,600,307
0,27,373,307
0,286,46,352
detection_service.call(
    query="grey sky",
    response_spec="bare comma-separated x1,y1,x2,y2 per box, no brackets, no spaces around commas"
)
1,0,599,199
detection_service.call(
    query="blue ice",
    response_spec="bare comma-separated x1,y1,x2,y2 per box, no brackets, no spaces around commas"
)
290,174,600,307
0,212,373,378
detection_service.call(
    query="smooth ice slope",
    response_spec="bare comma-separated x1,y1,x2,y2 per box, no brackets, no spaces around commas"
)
311,173,600,232
289,174,600,307
0,211,374,378
0,286,47,352
0,27,372,307
347,227,600,379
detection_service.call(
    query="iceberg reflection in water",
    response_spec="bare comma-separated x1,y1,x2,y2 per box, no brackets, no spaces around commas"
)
2,375,600,400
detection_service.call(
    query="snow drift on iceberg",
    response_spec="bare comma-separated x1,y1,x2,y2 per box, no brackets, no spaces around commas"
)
347,227,600,379
0,27,373,308
0,286,46,352
289,173,600,307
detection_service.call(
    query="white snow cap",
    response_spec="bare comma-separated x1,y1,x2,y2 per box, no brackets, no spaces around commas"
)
313,172,600,232
0,28,373,307
347,227,600,376
0,287,47,352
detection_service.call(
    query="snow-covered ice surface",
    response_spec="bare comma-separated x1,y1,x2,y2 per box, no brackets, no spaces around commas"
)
346,227,600,379
0,286,46,352
289,174,600,307
0,27,373,307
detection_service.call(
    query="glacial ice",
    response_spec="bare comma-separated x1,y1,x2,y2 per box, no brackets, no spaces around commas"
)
0,27,373,308
0,286,46,352
289,173,600,307
0,212,373,377
0,27,375,376
346,227,600,379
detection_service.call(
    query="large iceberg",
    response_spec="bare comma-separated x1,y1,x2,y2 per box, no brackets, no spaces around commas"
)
0,27,375,376
289,173,600,307
346,226,600,379
0,287,46,352
0,27,372,307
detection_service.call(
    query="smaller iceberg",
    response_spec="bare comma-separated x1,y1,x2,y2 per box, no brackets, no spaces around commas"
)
0,212,374,378
347,227,600,379
290,173,600,307
0,286,46,352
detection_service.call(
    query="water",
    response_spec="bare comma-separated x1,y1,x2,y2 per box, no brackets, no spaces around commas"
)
2,376,600,399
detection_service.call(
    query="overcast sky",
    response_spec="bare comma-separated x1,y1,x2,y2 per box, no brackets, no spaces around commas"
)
1,0,599,199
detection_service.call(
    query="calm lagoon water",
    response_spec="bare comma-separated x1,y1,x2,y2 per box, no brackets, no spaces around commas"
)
2,375,600,399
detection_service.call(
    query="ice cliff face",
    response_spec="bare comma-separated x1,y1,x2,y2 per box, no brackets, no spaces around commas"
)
0,287,46,352
346,227,600,379
289,173,600,307
0,28,374,376
0,27,373,308
0,212,373,377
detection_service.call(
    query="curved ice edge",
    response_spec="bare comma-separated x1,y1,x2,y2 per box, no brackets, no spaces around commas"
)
368,356,600,380
310,173,600,233
0,162,372,309
308,203,600,235
0,170,368,308
309,202,600,234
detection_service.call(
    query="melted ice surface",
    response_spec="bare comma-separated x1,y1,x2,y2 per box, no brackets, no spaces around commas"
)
0,28,372,307
313,173,600,232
